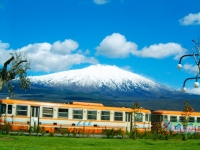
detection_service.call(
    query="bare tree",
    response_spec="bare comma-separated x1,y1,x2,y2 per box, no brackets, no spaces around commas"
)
0,52,30,96
177,39,200,92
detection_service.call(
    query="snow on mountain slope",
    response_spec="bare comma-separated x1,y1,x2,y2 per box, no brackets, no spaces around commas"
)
29,64,174,94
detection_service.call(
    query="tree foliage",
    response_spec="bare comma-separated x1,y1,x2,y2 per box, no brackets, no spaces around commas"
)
182,102,194,126
181,102,194,140
0,52,30,96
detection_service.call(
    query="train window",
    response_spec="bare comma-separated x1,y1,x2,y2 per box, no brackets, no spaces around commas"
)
149,114,151,121
87,110,97,120
163,115,168,121
58,108,68,118
0,104,6,114
179,116,184,122
145,114,148,121
101,111,110,120
43,107,53,118
197,117,200,123
188,117,194,123
8,105,12,114
135,113,143,122
151,115,163,122
114,112,123,121
170,116,177,122
73,109,83,119
151,115,155,122
16,105,28,116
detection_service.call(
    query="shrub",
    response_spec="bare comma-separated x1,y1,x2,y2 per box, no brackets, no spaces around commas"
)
60,128,69,137
0,123,11,134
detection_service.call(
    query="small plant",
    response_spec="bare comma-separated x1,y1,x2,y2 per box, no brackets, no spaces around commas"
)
40,126,46,136
140,130,152,139
80,128,85,138
0,123,11,134
28,126,34,136
17,125,26,136
193,132,200,139
115,128,124,139
34,126,42,136
60,128,69,137
102,128,116,138
49,132,54,137
151,123,170,140
71,128,77,138
128,129,139,139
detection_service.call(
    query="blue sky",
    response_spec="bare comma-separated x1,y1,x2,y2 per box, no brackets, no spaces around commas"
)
0,0,200,93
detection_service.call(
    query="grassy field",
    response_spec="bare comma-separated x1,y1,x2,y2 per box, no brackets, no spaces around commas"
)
0,135,200,150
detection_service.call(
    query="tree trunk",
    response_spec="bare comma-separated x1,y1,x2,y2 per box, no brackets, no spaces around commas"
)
183,125,187,140
0,78,5,92
134,113,136,140
130,113,132,132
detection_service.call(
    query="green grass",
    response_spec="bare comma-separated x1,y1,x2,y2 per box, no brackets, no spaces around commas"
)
0,135,200,150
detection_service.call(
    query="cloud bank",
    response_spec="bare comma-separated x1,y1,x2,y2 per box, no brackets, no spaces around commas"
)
179,12,200,25
0,40,98,72
96,33,186,59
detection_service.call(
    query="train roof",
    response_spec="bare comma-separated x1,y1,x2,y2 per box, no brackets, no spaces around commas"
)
0,99,151,113
152,110,200,116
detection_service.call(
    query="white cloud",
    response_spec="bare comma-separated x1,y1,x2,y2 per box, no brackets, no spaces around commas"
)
0,41,15,64
135,43,186,60
96,33,186,59
179,12,200,25
183,63,199,74
0,40,98,72
96,33,137,58
186,88,200,95
0,40,10,49
93,0,110,5
51,39,78,55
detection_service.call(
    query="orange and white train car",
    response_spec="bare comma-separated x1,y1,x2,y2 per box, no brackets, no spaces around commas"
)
151,110,200,133
0,98,151,133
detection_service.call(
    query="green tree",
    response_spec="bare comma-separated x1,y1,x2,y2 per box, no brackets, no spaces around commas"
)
131,102,142,140
0,52,30,96
181,102,194,140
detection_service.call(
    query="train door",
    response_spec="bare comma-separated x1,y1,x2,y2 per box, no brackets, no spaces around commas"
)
125,112,131,132
30,106,40,127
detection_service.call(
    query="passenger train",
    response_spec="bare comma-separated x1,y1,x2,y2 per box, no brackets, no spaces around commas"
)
1,98,200,134
0,98,151,133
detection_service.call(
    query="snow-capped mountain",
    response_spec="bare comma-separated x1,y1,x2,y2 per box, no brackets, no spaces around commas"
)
29,64,176,97
4,64,200,111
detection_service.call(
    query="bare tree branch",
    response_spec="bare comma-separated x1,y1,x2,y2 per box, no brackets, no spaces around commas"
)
0,52,30,96
3,56,14,68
